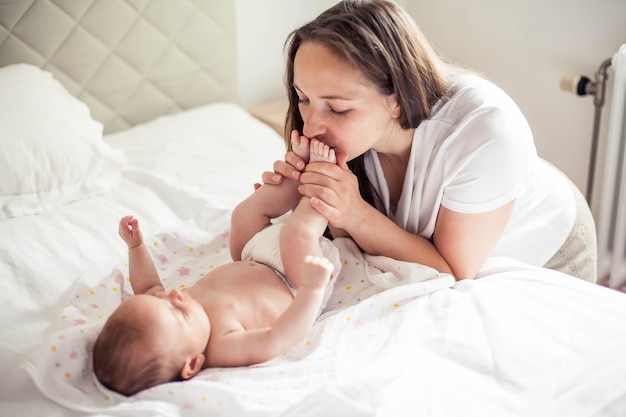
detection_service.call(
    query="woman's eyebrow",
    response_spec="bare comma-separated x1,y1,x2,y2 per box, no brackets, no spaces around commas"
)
294,85,353,101
321,95,353,101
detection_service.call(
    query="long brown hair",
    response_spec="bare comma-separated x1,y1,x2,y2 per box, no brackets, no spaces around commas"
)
284,0,455,208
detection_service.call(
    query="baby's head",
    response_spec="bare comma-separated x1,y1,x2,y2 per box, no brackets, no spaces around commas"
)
93,289,211,396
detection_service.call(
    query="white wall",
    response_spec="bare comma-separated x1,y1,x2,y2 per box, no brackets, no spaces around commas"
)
235,0,406,106
404,0,626,214
235,0,338,107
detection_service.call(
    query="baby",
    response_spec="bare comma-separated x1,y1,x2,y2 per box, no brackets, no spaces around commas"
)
93,137,337,396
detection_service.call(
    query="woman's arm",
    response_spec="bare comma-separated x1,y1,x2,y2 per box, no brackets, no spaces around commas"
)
433,202,515,279
260,146,514,279
295,159,515,280
341,199,515,279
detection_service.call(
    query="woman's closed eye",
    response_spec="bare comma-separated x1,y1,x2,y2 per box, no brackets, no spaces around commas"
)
298,98,350,116
328,105,350,116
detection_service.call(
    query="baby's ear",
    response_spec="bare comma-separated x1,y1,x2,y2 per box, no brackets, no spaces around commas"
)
180,353,205,379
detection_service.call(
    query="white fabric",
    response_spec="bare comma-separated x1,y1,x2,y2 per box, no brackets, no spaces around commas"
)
0,102,286,417
22,214,454,416
241,221,343,291
241,221,452,312
20,225,626,417
365,74,575,266
0,64,127,219
241,221,343,309
2,102,626,417
326,237,454,311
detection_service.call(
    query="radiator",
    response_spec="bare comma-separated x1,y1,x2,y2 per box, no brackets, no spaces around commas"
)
597,44,626,289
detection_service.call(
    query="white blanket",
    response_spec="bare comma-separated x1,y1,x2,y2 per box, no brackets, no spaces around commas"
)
23,211,456,416
240,220,455,313
22,211,626,416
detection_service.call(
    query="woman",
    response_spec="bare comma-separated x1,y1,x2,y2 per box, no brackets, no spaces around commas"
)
262,0,596,282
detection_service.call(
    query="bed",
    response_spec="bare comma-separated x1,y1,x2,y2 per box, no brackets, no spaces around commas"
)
2,2,626,417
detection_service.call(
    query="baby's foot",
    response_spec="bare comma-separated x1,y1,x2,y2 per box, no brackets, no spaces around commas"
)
301,255,334,290
309,139,336,164
291,131,310,163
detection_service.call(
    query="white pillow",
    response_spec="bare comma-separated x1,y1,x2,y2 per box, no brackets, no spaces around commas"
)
0,64,126,219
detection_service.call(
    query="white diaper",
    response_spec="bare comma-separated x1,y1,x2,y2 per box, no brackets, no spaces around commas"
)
241,222,341,312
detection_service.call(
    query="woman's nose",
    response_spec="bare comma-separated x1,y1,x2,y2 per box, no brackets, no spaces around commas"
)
302,108,325,139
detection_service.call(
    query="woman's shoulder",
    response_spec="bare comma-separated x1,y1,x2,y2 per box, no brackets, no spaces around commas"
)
432,73,519,122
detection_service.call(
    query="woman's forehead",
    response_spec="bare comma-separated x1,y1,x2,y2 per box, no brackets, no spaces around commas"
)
294,42,371,97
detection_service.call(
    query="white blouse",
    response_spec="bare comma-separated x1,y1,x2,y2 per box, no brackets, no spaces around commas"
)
364,74,574,266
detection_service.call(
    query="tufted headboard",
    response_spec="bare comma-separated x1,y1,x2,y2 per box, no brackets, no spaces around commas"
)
0,0,237,134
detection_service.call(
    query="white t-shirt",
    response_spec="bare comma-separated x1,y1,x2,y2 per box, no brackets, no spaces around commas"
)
364,74,575,266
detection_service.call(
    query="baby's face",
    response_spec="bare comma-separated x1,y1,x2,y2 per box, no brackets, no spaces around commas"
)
121,289,211,358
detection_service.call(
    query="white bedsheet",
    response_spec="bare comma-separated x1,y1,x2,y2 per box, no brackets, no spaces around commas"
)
2,103,626,417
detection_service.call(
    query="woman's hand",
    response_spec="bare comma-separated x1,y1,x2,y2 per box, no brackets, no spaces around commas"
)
260,130,308,187
257,130,366,237
299,152,367,235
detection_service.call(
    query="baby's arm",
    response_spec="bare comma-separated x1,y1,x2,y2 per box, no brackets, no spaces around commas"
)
119,216,164,295
208,256,333,367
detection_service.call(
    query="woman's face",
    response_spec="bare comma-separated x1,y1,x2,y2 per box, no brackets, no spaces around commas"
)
293,41,405,160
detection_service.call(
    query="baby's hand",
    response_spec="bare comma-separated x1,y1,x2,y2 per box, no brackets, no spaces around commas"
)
119,215,144,248
299,255,333,291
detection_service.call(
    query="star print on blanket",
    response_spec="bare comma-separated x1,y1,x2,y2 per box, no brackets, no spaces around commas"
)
23,219,234,412
22,218,453,416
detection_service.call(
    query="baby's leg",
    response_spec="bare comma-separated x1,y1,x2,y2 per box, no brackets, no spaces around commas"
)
230,131,312,260
280,139,336,288
308,139,336,165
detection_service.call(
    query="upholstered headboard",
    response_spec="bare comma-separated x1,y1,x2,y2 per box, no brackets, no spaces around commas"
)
0,0,237,134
